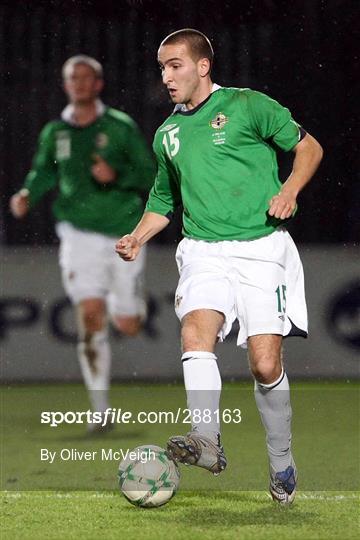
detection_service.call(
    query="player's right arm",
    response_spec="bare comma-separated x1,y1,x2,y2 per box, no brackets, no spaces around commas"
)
9,123,57,219
116,212,170,261
9,188,30,218
116,130,181,261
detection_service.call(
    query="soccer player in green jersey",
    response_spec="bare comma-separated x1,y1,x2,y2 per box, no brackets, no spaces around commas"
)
116,29,323,502
10,55,155,432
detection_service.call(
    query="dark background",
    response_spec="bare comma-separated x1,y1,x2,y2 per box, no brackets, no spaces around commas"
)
1,0,358,245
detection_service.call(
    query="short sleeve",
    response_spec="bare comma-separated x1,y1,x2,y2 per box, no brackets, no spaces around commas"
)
246,90,302,151
145,137,181,216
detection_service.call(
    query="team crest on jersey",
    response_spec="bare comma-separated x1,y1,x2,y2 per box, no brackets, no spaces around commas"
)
95,133,108,148
210,112,229,130
55,130,71,159
159,123,178,132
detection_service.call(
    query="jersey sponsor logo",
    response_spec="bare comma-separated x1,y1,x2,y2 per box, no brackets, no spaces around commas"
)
55,130,71,159
210,112,229,130
159,123,178,132
95,133,109,148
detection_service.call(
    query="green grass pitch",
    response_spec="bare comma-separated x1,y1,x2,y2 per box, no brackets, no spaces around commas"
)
1,381,359,539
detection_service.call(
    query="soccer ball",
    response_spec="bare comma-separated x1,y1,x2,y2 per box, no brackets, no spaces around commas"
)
118,445,180,508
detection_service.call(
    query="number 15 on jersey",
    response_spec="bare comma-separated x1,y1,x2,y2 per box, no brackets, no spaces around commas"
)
162,127,180,159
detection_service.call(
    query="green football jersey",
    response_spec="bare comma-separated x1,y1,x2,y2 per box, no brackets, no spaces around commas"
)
146,87,302,241
24,107,155,237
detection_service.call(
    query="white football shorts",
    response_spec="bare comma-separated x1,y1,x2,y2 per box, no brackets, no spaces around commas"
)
56,222,146,317
174,228,308,348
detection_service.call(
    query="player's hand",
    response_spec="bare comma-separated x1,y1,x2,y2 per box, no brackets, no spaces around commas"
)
9,190,30,218
115,235,141,261
268,189,297,220
91,154,117,184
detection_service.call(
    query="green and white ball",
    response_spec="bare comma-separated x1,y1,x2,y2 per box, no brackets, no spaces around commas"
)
118,445,180,508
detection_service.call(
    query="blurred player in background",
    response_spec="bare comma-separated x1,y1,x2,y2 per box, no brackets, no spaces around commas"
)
10,55,155,432
116,29,323,501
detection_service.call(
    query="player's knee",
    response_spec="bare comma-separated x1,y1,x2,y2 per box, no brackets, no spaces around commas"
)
113,316,142,337
78,299,106,335
81,309,104,334
250,358,281,384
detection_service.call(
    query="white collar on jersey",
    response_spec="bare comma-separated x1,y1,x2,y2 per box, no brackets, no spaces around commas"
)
173,83,222,113
61,99,105,126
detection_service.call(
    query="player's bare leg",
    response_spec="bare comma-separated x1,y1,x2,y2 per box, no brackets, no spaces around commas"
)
76,298,112,432
112,315,142,337
167,309,227,475
248,334,297,503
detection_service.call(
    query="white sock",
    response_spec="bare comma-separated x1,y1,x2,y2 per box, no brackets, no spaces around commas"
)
77,330,111,413
254,369,293,473
182,351,222,442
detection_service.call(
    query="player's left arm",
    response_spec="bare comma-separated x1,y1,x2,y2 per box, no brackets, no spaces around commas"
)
268,133,323,219
246,90,323,220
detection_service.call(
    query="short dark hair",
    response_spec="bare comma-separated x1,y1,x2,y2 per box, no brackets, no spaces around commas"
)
160,28,214,70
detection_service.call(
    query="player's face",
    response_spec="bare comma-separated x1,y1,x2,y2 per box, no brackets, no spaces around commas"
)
63,63,103,105
158,43,202,105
